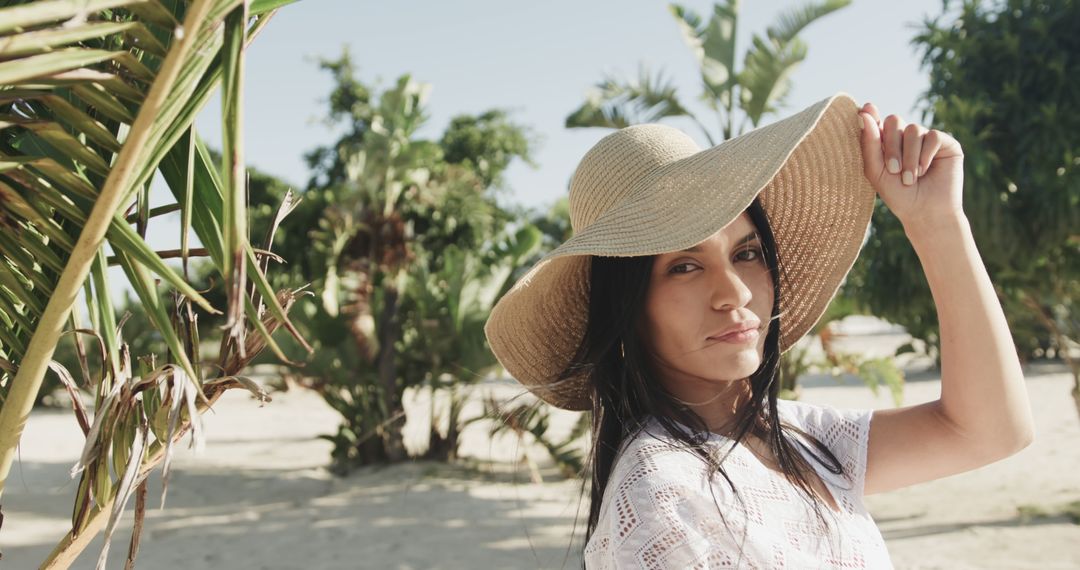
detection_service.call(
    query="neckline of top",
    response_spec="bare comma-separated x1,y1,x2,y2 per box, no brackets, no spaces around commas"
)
643,405,850,514
647,399,798,442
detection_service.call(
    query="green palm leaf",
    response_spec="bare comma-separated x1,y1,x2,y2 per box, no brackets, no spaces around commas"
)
739,0,849,129
738,33,808,127
766,0,851,45
669,1,738,116
565,63,696,134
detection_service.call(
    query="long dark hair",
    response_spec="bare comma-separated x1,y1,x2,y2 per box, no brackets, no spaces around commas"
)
566,196,848,565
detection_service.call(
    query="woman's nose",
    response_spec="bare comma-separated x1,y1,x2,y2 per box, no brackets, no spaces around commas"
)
711,266,753,310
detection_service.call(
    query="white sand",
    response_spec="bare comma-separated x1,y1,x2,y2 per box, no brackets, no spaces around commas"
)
4,318,1079,569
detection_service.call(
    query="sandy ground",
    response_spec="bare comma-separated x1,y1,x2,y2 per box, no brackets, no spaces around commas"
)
4,317,1079,569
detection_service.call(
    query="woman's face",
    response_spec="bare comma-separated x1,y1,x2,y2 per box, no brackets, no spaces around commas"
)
641,212,775,404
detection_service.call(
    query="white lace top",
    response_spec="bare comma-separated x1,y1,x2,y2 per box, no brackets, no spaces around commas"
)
583,399,893,569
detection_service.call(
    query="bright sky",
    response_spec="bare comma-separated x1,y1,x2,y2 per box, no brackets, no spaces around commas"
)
113,0,952,307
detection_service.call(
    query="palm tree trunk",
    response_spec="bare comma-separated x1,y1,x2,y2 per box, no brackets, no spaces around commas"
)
376,283,408,462
424,384,462,462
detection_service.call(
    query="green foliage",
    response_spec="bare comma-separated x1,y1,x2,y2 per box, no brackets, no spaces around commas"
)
495,196,573,300
528,196,573,251
400,226,542,386
440,110,539,189
824,353,906,406
1017,499,1080,525
394,225,542,463
777,332,907,407
564,64,694,132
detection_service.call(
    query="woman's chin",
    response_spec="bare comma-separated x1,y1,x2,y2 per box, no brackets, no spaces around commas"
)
718,352,763,378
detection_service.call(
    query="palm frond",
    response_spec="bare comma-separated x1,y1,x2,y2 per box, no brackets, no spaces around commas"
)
669,0,739,114
738,0,851,130
738,34,808,129
566,63,694,132
766,0,851,45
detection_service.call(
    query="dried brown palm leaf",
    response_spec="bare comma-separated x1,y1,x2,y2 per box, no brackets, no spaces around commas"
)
45,360,90,436
124,479,149,570
96,413,148,570
44,370,234,568
222,285,313,376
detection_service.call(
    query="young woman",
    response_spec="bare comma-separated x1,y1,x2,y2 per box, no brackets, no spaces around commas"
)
483,92,1035,568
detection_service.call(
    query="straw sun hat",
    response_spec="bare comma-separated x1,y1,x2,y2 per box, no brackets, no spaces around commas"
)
483,91,876,412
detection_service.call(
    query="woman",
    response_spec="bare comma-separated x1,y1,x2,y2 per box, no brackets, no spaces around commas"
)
483,93,1035,568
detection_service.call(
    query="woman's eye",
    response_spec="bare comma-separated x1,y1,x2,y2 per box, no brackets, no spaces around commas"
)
668,250,762,274
736,248,763,262
669,262,697,275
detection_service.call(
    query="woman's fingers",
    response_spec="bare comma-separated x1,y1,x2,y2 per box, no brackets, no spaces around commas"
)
857,112,885,179
882,114,906,176
901,123,925,185
859,103,945,186
918,129,944,177
861,102,882,126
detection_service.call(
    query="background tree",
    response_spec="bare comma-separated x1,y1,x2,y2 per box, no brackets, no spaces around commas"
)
400,226,541,462
267,50,543,472
849,0,1080,416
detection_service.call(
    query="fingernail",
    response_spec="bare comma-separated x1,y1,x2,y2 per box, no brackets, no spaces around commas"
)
888,158,900,174
902,170,913,185
856,113,864,130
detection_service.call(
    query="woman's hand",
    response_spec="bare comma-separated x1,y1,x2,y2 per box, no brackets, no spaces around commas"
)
856,102,967,238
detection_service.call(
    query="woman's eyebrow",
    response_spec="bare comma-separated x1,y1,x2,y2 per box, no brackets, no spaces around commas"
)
678,231,759,253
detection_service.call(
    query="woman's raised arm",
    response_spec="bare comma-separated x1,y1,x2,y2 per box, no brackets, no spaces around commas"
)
855,103,1036,495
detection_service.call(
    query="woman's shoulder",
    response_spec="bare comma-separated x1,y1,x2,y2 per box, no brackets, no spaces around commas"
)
776,398,875,493
775,398,874,455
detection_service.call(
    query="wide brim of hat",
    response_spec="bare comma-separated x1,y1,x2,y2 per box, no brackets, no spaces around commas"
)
484,92,875,411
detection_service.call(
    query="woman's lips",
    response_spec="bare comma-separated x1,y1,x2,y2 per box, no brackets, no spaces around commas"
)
708,327,760,344
704,319,764,343
704,323,764,345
